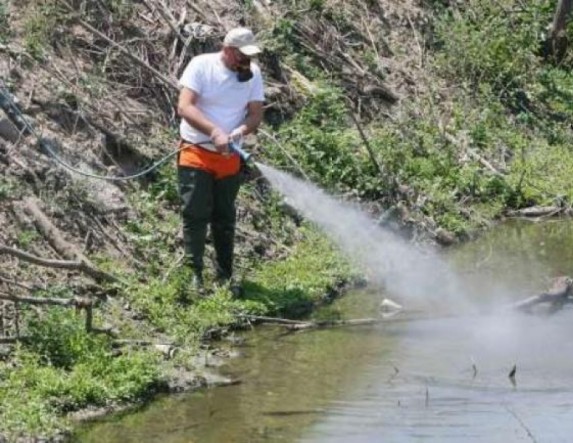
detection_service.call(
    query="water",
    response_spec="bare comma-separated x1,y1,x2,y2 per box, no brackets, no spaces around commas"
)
76,167,573,442
76,289,573,442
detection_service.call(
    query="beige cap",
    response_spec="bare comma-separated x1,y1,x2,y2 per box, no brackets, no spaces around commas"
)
223,27,261,56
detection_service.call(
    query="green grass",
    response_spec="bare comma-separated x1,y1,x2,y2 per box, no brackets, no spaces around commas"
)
0,309,162,440
120,225,355,347
7,0,573,439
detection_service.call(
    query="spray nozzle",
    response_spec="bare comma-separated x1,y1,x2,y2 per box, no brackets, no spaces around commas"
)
229,134,252,162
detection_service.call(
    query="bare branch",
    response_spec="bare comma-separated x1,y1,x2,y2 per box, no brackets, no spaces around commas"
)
0,244,117,283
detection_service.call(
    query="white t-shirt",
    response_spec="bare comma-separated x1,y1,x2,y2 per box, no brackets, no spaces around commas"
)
179,52,265,151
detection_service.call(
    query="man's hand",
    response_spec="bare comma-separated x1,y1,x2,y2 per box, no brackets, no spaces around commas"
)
229,125,247,142
210,127,230,155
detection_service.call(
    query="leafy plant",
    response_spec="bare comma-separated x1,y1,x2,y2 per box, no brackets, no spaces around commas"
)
17,229,40,248
25,307,110,369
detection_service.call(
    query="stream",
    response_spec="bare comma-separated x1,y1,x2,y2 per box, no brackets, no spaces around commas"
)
75,219,573,442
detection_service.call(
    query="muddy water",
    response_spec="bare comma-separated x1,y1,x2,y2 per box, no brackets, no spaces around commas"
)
75,220,573,442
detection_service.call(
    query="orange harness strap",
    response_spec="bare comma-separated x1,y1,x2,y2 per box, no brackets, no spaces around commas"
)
178,141,240,179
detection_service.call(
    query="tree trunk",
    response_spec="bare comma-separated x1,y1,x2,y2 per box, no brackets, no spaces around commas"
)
545,0,573,61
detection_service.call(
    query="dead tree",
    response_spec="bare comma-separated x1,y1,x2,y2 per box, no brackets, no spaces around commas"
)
545,0,573,62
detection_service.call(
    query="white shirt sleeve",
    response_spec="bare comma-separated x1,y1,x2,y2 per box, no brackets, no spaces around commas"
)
179,56,203,94
249,65,265,102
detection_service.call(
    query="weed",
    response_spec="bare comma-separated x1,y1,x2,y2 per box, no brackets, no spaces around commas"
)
0,307,162,439
0,0,10,43
23,1,66,59
16,229,40,248
0,177,18,200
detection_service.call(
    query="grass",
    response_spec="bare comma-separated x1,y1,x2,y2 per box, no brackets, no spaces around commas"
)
0,215,354,440
6,0,573,439
119,224,355,348
0,309,162,440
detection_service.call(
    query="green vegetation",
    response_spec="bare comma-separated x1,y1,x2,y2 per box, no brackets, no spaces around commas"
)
0,176,18,200
118,186,354,346
0,1,10,43
264,0,573,237
266,85,389,200
22,1,66,58
0,308,161,440
5,0,573,439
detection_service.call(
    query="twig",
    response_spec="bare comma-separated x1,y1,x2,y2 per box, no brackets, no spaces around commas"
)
505,405,538,443
57,0,179,89
240,314,307,325
161,252,185,283
361,14,381,72
345,101,384,177
406,12,424,68
387,363,400,383
258,129,311,181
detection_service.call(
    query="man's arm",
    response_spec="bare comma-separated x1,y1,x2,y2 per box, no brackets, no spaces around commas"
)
232,101,264,137
177,87,228,150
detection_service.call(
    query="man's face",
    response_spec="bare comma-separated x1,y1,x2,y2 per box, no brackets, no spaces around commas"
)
224,46,251,71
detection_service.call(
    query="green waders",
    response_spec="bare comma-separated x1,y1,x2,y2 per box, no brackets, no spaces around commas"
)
178,166,241,282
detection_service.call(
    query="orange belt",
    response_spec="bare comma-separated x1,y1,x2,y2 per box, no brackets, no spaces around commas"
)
178,141,241,180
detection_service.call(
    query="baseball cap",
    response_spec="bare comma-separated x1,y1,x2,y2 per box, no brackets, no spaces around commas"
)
223,27,262,56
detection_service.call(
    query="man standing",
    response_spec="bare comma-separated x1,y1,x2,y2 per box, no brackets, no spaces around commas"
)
177,27,264,295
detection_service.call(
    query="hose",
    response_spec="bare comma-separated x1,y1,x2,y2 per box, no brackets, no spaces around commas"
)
0,81,251,181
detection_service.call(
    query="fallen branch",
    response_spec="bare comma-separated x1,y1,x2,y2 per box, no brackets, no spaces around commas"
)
142,0,186,43
240,314,308,325
0,291,92,308
18,197,117,283
285,317,384,331
346,103,384,178
507,206,563,218
0,336,22,344
0,273,38,291
112,339,178,358
22,196,85,261
91,325,120,337
467,148,504,176
0,244,117,283
512,276,573,313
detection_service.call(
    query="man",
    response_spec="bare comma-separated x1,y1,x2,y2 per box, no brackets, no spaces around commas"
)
177,27,264,295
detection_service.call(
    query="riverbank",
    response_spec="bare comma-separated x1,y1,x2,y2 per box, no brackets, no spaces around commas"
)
2,0,573,441
0,224,356,442
74,220,573,443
